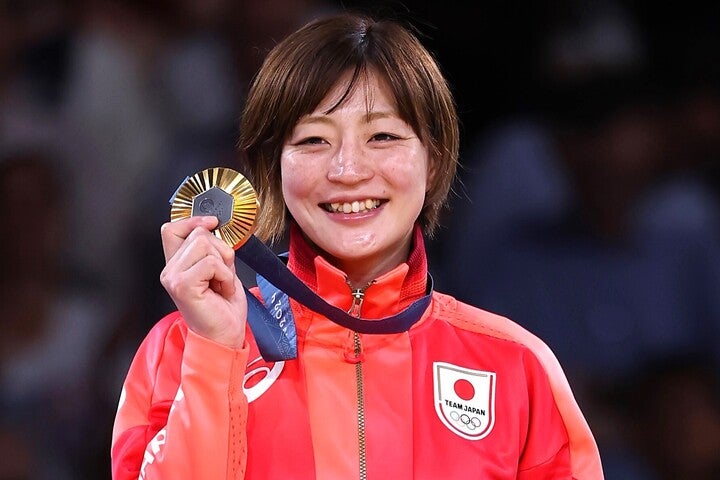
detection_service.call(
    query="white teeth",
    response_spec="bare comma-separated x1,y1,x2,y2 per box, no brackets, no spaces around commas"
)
325,199,381,213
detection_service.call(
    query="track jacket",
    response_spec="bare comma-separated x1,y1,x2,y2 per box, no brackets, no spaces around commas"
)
112,225,604,479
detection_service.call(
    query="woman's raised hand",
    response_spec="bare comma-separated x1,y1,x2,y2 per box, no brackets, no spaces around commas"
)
160,215,247,348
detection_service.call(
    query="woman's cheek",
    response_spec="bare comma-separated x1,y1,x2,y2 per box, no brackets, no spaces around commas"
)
281,155,316,201
381,155,428,188
390,145,427,169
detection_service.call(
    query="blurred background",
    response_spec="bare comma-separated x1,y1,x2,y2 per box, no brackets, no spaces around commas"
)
1,0,719,478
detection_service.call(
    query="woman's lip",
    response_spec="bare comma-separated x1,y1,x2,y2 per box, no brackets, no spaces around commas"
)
322,197,384,205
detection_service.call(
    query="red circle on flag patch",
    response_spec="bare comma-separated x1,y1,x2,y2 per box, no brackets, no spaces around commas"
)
454,378,475,400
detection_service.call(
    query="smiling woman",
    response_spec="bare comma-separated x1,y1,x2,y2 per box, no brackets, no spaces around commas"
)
111,10,604,480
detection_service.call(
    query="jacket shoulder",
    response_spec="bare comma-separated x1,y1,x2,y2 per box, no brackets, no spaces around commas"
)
431,291,549,353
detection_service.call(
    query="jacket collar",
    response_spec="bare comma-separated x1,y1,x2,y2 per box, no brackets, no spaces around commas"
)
285,222,428,321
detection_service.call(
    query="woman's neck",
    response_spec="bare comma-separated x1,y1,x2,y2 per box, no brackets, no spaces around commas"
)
295,228,414,289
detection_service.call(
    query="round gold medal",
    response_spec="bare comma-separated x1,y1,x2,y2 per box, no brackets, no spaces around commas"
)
169,167,259,249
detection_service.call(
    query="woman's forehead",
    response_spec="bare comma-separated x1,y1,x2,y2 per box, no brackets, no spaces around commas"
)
311,69,396,116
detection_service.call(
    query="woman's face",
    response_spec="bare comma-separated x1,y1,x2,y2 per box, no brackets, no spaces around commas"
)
281,71,429,285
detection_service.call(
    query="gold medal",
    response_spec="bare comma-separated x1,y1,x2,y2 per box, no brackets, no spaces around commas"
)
169,167,259,249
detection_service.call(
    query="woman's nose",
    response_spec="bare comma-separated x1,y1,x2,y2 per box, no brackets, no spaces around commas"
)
327,140,373,184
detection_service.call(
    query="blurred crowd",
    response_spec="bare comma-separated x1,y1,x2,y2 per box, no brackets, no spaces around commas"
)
1,1,719,479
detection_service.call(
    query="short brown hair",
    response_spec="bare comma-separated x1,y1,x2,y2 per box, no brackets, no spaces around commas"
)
238,12,459,245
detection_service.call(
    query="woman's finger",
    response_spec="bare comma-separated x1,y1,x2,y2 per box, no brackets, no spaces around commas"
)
162,253,235,299
169,229,233,275
160,216,219,262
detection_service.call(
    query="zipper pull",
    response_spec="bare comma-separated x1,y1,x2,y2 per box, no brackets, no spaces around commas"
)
347,288,365,317
345,279,375,318
344,280,374,363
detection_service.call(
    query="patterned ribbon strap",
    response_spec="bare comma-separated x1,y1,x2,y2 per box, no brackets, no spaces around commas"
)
243,281,296,362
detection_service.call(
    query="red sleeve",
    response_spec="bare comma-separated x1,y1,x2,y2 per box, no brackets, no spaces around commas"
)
515,334,604,480
517,348,574,479
111,312,250,479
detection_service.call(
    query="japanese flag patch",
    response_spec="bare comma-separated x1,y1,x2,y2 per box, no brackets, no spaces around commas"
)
433,361,496,440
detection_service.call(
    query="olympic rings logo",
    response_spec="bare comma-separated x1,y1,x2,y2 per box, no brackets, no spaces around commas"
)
449,410,482,430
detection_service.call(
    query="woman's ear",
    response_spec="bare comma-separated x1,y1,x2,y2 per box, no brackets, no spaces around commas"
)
426,158,437,195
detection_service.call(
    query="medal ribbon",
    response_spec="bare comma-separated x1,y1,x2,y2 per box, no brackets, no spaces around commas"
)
237,236,433,361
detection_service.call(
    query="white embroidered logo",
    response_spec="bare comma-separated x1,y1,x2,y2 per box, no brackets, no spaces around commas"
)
139,387,183,479
433,361,496,440
243,356,284,403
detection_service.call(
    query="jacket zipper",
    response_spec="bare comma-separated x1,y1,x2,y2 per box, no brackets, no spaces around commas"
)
353,331,366,480
346,280,374,480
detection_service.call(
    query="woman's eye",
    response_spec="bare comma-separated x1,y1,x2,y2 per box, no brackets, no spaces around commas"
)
371,132,398,142
298,136,325,145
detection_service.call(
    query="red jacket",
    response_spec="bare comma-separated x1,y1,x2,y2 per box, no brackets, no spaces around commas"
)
112,228,603,479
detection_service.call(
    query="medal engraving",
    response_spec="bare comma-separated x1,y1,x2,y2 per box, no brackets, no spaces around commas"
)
169,167,259,249
192,187,234,226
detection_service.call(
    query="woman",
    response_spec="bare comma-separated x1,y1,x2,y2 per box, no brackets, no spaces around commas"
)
111,12,604,479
